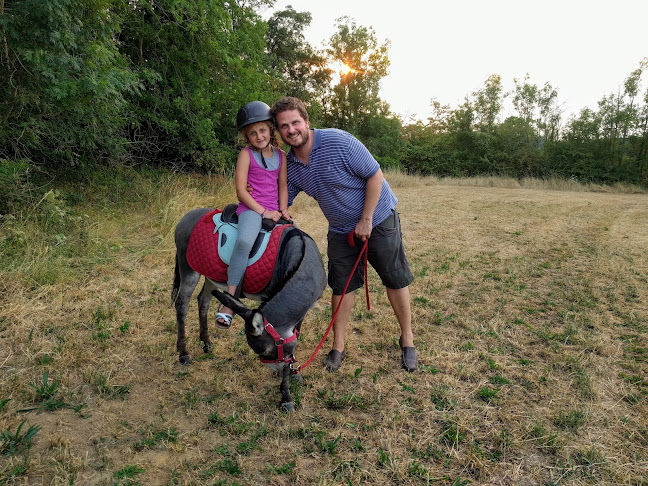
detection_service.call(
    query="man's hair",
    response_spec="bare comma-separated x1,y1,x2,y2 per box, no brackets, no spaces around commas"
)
270,96,309,124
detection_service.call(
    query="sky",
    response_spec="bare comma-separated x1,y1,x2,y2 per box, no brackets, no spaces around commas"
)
264,0,648,123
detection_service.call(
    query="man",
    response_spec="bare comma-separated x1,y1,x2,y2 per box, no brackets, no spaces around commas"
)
269,96,416,372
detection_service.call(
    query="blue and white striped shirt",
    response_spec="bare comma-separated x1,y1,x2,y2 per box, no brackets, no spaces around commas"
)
286,128,398,234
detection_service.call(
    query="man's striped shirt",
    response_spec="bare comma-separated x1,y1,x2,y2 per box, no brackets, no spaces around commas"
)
286,128,397,234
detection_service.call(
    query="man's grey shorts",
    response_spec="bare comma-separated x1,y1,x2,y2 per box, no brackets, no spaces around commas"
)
327,210,414,295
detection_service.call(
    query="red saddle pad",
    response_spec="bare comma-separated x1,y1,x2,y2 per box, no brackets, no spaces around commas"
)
186,209,293,294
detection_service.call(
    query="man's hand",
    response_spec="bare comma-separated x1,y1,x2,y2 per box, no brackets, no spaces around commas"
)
354,217,372,241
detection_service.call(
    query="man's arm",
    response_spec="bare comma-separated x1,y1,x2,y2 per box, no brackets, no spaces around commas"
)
354,168,383,241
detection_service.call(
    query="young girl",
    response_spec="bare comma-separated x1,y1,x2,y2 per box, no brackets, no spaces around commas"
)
216,101,291,328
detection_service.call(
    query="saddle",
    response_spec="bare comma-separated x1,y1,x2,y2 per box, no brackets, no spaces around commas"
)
186,205,294,294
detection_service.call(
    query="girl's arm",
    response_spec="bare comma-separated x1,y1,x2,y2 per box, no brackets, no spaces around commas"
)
278,150,291,220
235,149,264,215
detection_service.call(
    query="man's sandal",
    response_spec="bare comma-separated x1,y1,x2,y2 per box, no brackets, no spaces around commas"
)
215,312,233,329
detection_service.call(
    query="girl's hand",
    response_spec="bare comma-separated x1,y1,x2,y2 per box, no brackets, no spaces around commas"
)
280,209,292,221
263,210,281,222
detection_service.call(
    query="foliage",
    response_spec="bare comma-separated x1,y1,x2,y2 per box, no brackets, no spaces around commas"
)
0,0,138,165
322,17,391,136
266,6,331,105
401,64,648,186
0,3,646,187
1,420,40,456
115,0,273,170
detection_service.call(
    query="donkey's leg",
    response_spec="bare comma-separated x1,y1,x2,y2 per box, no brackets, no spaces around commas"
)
197,278,218,353
175,267,201,365
279,364,295,412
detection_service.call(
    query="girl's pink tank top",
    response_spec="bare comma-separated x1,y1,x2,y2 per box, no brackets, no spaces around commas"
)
236,147,283,215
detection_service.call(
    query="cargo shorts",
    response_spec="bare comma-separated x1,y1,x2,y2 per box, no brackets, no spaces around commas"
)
327,210,414,295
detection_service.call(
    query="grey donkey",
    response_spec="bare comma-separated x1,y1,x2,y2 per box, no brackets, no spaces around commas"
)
172,207,326,411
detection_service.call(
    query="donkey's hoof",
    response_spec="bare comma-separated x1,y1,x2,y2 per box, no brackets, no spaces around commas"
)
202,342,212,353
179,355,191,365
280,401,295,413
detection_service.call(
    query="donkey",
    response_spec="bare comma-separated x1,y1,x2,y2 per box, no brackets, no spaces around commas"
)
172,207,326,411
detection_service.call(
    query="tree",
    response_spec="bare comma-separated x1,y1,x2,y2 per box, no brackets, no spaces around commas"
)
266,6,330,105
471,74,504,133
322,17,390,135
116,0,278,170
537,81,562,143
512,74,562,144
0,0,137,165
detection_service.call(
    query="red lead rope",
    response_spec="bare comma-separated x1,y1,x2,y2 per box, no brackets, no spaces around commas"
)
293,233,369,374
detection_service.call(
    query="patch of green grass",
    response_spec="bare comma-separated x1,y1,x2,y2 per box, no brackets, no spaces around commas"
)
200,458,242,478
435,262,451,274
316,433,341,455
0,398,11,412
30,372,58,400
377,448,392,468
553,409,587,431
267,461,296,475
479,354,500,371
207,412,255,436
414,296,431,306
113,464,145,480
410,443,445,461
133,426,178,451
184,388,200,410
431,311,455,325
524,423,561,453
419,363,441,374
476,386,499,403
1,420,40,456
317,388,367,410
517,358,534,366
566,447,607,480
458,341,474,351
398,380,415,394
489,374,511,385
236,426,267,455
439,421,467,447
430,385,456,411
408,460,430,479
624,344,648,363
91,372,132,400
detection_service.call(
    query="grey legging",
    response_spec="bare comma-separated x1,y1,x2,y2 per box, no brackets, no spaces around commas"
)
227,209,262,287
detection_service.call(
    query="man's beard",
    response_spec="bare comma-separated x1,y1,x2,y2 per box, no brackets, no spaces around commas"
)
287,129,309,149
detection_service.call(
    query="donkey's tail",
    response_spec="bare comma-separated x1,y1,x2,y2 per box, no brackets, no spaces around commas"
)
171,253,180,306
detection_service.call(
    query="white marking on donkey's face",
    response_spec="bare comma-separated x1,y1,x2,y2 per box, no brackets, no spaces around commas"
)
249,313,265,336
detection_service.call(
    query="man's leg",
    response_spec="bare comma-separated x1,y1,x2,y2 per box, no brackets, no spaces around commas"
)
386,286,413,346
324,291,354,371
387,285,416,371
330,292,355,352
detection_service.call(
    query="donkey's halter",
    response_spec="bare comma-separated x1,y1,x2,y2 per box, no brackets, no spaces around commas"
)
259,318,299,365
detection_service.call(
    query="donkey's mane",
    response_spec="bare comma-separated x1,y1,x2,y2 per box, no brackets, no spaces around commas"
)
258,227,307,310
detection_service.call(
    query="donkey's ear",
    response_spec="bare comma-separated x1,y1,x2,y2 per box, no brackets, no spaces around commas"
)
211,290,251,318
247,311,265,337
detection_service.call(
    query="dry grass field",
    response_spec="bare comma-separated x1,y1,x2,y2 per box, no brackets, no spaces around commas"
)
1,171,647,485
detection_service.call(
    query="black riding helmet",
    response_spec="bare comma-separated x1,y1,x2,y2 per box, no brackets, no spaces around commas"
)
236,101,272,130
